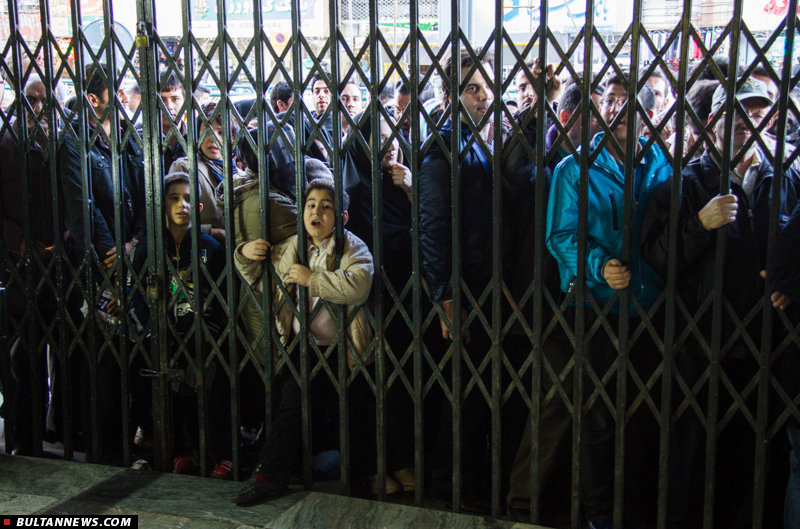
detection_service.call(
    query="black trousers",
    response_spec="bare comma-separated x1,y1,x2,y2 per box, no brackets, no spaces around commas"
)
9,334,49,452
579,311,661,523
253,353,376,485
505,333,574,514
429,320,493,499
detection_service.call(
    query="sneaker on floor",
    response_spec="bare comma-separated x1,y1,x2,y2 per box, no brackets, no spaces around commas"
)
392,468,415,491
232,474,288,506
368,474,401,495
131,459,151,471
173,455,192,474
212,459,233,480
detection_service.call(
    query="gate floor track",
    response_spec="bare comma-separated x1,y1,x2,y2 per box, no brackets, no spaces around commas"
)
0,455,549,529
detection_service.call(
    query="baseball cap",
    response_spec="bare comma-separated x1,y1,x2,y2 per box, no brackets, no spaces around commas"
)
709,77,773,117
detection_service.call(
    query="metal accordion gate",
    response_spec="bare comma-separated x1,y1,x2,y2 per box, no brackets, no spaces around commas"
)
1,0,799,527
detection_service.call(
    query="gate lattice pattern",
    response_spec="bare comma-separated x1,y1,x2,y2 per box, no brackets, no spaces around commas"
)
1,0,799,528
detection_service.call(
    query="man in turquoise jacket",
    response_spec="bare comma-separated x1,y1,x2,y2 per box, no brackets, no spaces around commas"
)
545,73,672,529
547,80,670,313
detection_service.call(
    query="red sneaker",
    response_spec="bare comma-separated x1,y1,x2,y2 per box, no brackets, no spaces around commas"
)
212,459,233,480
173,455,192,474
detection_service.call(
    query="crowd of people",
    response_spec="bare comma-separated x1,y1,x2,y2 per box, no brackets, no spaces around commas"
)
2,42,800,529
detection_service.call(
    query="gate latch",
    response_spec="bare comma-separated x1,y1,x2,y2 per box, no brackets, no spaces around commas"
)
146,273,161,302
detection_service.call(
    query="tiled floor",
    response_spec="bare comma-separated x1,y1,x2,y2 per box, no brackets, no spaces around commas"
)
0,455,550,529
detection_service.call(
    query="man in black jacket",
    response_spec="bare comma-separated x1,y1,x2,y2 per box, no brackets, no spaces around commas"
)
0,74,60,454
767,203,800,529
58,64,147,463
60,65,146,268
503,75,595,521
419,46,494,506
640,77,800,528
641,77,797,329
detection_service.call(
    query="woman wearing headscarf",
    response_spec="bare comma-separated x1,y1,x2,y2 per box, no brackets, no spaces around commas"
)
169,101,239,243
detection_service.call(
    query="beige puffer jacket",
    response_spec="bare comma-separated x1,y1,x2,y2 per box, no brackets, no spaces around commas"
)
233,230,374,370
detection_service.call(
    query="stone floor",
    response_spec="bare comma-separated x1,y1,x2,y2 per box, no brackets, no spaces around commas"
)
0,391,556,529
0,455,550,529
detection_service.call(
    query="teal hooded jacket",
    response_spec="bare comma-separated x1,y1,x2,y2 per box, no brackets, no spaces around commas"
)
545,132,672,312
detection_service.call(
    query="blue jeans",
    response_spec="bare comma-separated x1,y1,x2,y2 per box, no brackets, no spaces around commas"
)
787,424,800,529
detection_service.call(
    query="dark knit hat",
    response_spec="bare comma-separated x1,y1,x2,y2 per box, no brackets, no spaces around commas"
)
304,156,333,182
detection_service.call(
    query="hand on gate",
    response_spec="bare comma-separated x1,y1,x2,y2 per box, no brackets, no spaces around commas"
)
698,194,738,231
771,291,793,310
390,164,412,194
103,240,136,270
106,296,119,316
286,264,312,287
19,239,54,259
543,62,562,103
603,259,631,290
439,300,471,344
241,238,270,261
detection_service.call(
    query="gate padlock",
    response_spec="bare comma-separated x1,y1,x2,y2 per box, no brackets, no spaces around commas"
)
135,21,149,48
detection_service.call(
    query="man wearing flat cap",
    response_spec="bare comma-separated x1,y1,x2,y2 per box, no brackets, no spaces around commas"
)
640,76,800,528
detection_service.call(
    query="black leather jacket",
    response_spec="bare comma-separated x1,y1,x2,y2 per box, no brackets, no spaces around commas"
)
501,108,561,322
641,149,800,317
59,117,147,264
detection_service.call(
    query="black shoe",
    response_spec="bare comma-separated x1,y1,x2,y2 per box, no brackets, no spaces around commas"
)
458,492,491,515
507,504,530,523
232,476,288,506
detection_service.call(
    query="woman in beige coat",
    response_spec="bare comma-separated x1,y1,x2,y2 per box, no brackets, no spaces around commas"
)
168,101,239,243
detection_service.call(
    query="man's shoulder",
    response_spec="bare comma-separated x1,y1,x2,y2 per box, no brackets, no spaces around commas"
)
121,132,144,158
765,153,800,185
340,230,373,268
420,137,449,169
680,151,712,175
643,146,673,185
676,155,721,196
552,153,580,181
423,125,451,150
0,129,16,160
343,229,369,252
58,126,80,152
